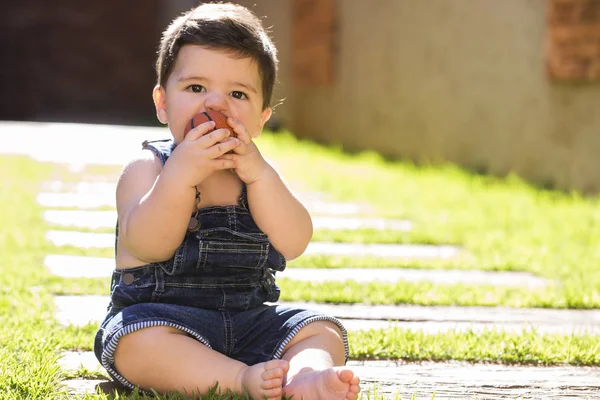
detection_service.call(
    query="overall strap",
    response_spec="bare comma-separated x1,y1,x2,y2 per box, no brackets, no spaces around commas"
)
142,139,174,166
115,138,172,254
238,182,249,209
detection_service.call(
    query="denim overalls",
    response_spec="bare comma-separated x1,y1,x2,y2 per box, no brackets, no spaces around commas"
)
94,139,348,392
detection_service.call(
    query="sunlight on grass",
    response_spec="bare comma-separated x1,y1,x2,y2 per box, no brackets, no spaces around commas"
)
60,323,600,367
37,128,600,310
257,132,600,307
4,124,600,398
37,132,600,308
0,156,67,398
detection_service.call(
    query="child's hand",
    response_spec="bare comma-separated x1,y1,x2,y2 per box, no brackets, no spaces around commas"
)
225,117,269,184
165,120,241,188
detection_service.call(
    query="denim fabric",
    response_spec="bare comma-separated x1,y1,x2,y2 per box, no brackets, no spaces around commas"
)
94,301,346,391
94,139,349,391
108,204,285,311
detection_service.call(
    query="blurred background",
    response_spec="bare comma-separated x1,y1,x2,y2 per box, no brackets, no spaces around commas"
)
2,0,600,192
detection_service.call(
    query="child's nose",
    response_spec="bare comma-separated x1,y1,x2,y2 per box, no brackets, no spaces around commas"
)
204,92,227,114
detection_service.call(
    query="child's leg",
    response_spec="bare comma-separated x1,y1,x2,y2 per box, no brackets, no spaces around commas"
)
281,321,361,400
113,326,289,399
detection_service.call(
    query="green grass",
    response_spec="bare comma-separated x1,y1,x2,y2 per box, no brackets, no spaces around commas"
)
257,132,600,307
0,156,398,399
288,254,508,271
50,276,565,309
60,323,600,366
46,225,449,245
0,156,70,399
42,131,600,308
349,328,600,365
5,127,600,398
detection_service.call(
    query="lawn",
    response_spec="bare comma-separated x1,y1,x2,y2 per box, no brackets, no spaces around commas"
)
2,128,600,399
44,131,600,309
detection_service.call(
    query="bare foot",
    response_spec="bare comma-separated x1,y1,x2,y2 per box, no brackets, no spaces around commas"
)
283,367,360,400
237,359,290,400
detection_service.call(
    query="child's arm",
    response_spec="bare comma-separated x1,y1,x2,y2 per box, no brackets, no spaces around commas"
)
226,117,312,260
246,166,313,260
116,151,195,263
118,124,238,263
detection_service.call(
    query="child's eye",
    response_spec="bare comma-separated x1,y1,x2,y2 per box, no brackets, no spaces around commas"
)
230,91,248,100
188,85,206,93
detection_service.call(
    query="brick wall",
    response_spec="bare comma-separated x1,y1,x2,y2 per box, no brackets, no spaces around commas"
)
0,1,160,124
291,0,337,86
547,0,600,81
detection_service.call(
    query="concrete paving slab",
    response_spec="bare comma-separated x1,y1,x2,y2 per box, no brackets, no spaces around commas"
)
46,230,114,248
41,181,118,194
54,296,600,335
277,301,600,328
304,242,459,259
43,209,412,231
41,181,326,202
348,360,600,399
45,230,460,259
45,254,548,288
54,296,109,327
59,352,600,399
311,216,412,231
59,351,103,374
40,179,376,216
37,192,117,209
340,319,570,334
61,379,106,397
43,210,117,230
37,191,373,216
279,268,548,287
45,255,115,278
0,121,166,166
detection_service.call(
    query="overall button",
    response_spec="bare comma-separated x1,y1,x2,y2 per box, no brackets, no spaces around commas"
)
122,273,135,285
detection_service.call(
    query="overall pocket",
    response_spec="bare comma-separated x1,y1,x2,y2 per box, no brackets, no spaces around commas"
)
110,265,158,307
193,227,270,286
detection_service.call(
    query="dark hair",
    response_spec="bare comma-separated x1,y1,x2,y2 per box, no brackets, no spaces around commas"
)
156,2,278,110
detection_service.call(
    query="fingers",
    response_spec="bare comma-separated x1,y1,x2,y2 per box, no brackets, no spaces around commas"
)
205,137,240,158
190,127,237,149
209,156,237,171
184,120,216,141
227,117,251,144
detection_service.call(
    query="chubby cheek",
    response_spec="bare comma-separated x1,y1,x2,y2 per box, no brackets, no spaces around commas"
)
246,118,264,139
169,122,186,144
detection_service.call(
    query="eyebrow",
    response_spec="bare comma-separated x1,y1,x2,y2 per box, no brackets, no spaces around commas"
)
233,82,258,94
178,76,258,94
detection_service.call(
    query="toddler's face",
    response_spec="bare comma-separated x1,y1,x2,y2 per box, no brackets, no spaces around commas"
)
154,45,271,144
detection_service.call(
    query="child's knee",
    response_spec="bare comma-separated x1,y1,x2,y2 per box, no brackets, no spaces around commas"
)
115,326,182,363
295,320,344,345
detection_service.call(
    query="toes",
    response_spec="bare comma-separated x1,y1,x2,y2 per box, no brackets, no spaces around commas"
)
346,391,359,400
349,376,360,386
337,368,355,383
349,383,361,394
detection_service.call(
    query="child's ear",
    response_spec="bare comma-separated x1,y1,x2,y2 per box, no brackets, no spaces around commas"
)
152,85,168,124
259,107,272,129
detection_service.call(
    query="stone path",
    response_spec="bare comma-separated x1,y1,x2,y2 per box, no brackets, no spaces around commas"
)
2,121,598,399
43,177,600,399
45,229,461,259
45,254,549,287
59,352,600,399
37,189,373,216
43,209,413,231
54,295,600,335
